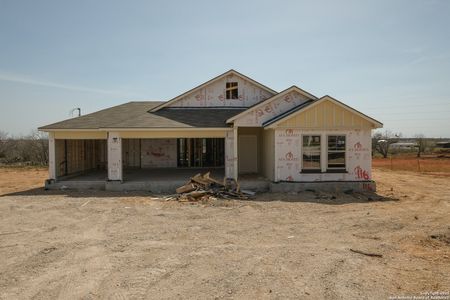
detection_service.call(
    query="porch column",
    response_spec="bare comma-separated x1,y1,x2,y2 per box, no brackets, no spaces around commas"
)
48,132,56,180
320,132,327,173
225,128,237,179
233,126,238,180
273,129,279,182
107,132,122,181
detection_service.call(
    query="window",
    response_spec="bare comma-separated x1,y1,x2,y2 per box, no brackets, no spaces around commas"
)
226,82,238,99
302,135,321,171
327,135,346,170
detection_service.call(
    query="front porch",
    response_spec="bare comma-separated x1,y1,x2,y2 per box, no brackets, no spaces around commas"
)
46,167,270,193
46,128,272,192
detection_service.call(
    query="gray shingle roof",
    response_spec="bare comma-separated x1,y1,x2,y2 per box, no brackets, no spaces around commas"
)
39,102,246,130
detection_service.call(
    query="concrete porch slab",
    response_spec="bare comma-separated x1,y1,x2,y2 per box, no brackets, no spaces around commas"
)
46,168,270,193
45,169,374,194
45,179,106,191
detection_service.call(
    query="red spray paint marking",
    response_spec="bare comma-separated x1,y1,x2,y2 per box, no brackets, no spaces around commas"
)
362,183,374,191
151,148,165,157
354,165,369,180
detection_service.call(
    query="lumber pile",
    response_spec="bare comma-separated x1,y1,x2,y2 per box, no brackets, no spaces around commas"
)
175,172,254,202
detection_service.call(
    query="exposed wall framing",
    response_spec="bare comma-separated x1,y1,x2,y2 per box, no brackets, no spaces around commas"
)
55,139,107,178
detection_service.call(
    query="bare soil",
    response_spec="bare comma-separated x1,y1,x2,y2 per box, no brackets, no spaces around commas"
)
0,167,449,299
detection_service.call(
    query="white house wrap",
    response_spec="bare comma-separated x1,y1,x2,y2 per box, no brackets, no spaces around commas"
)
39,69,382,191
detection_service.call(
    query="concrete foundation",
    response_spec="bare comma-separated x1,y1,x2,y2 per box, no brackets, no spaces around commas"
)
45,169,375,194
270,181,376,193
105,180,189,193
45,179,106,191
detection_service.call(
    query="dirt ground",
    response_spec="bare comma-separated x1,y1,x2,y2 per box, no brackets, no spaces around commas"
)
0,167,449,299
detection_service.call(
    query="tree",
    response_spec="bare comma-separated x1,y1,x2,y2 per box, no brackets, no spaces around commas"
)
414,134,427,158
0,130,9,159
0,130,48,165
27,130,49,165
372,130,401,158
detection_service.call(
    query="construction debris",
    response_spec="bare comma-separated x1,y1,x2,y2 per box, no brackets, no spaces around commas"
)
175,172,254,202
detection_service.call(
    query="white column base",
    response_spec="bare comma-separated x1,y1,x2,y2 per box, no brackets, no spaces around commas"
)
233,127,238,180
48,132,56,180
107,132,122,181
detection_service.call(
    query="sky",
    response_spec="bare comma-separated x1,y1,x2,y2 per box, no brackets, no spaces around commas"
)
0,0,449,137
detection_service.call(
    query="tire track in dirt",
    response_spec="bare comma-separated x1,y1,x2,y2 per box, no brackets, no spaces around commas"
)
56,206,115,299
319,258,347,300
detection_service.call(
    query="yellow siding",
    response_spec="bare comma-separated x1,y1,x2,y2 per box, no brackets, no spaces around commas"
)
54,131,107,139
277,100,374,129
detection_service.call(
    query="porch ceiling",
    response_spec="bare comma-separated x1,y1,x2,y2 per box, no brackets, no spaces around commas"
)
118,129,229,139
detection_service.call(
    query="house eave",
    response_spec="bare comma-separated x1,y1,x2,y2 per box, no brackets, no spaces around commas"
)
40,127,233,132
100,127,232,131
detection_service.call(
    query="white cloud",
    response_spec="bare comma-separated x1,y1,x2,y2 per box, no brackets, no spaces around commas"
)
0,71,137,96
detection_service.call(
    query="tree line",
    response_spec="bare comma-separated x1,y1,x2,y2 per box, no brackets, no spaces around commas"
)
0,130,48,166
372,130,447,158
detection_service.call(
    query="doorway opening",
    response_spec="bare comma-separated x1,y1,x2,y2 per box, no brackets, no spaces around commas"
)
177,138,224,168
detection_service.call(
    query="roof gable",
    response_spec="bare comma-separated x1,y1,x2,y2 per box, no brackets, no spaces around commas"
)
264,95,383,129
150,69,277,111
228,86,317,127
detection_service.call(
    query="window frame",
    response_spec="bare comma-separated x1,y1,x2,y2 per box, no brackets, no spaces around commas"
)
225,82,238,100
301,134,322,173
326,134,347,172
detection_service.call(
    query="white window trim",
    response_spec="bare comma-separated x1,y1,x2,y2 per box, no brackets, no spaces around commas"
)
300,134,322,172
299,131,348,173
326,134,347,171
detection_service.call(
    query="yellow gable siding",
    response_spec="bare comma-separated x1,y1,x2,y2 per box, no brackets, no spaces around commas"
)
277,100,374,129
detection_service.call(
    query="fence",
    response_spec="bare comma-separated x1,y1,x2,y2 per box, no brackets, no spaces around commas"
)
372,157,450,173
